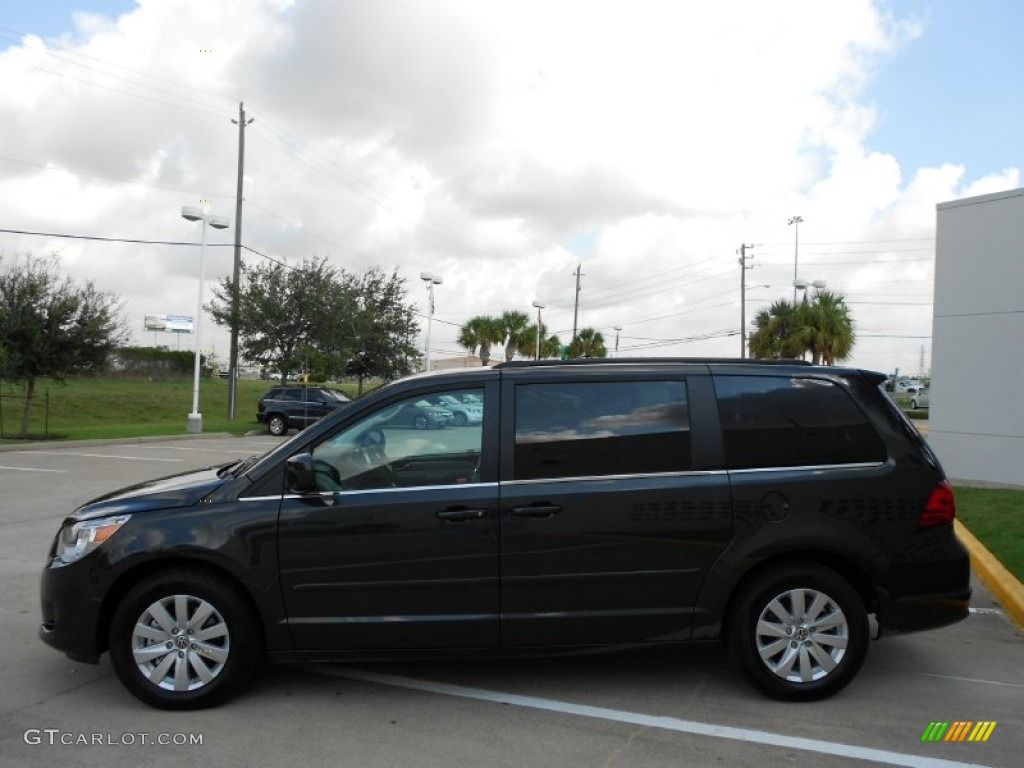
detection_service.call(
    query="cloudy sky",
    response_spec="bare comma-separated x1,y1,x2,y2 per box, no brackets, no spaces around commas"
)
1,0,1021,376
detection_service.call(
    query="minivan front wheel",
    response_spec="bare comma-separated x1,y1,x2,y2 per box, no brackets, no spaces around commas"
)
108,570,261,710
728,563,868,701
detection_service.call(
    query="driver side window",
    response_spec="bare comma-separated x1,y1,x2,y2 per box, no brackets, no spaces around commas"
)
310,387,484,491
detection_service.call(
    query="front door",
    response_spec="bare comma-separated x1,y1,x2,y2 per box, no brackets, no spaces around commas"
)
277,382,499,651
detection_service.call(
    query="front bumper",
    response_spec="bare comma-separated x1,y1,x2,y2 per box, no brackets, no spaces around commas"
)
39,561,104,664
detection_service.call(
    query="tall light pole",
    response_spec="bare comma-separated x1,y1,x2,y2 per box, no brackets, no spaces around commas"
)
788,215,803,304
613,326,622,357
182,206,230,434
420,272,443,371
532,300,544,360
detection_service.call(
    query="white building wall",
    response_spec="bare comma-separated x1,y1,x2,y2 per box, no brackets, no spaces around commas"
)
931,188,1024,488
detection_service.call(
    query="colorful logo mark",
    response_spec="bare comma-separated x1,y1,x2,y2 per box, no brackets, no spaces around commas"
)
921,721,997,742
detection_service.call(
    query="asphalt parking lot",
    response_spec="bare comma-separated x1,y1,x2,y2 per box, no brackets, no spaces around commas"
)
1,435,1021,768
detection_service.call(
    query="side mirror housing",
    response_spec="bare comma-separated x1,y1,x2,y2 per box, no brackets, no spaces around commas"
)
286,453,317,494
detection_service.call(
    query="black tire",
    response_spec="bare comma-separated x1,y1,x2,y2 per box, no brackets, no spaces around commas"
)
910,399,919,410
267,414,288,436
413,414,429,430
108,569,262,710
452,412,468,427
727,563,868,701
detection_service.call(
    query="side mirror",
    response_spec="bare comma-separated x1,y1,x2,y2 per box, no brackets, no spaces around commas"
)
286,453,317,494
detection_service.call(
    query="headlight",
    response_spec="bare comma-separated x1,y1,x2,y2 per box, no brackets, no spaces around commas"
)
53,515,131,566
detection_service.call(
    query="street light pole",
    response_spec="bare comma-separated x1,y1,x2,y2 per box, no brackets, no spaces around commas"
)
182,206,230,434
532,301,544,360
420,272,443,371
788,215,803,304
613,326,622,357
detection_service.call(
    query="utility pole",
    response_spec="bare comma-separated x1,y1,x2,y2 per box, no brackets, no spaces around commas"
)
228,102,254,420
571,263,583,345
738,244,755,358
788,215,803,304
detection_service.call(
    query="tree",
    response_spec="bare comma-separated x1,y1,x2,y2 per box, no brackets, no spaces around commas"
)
748,293,855,364
343,268,420,393
749,300,804,360
569,327,607,358
499,310,532,362
800,290,855,365
457,316,504,365
209,256,339,383
209,259,420,388
522,323,562,359
0,253,127,435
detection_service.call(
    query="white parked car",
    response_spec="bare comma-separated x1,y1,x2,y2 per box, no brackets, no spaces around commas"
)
895,379,924,394
910,389,930,410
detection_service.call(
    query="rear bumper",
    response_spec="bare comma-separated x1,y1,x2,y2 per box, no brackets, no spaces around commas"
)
876,532,973,633
877,587,971,633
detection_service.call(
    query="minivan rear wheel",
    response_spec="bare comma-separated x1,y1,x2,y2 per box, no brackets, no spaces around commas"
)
108,570,262,710
267,414,288,436
727,563,868,701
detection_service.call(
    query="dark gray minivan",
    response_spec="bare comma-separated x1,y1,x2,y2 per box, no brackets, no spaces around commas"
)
40,359,971,709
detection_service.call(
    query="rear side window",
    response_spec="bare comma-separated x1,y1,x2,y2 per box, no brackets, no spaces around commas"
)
714,375,885,470
514,380,690,480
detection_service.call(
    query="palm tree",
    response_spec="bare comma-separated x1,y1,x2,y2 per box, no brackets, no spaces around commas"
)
522,323,562,359
457,316,504,365
801,290,855,365
749,293,855,364
499,310,531,361
569,327,607,358
541,333,562,359
749,300,804,359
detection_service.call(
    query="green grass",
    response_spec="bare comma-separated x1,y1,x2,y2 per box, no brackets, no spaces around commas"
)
0,376,361,441
955,486,1024,584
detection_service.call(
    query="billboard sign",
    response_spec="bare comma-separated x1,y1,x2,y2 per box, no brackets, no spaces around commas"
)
144,314,194,333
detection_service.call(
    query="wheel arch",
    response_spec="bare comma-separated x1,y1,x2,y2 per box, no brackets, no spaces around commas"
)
96,557,266,658
719,550,877,641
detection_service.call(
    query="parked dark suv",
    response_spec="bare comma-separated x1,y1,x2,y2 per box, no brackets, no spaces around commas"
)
257,385,352,435
40,359,970,709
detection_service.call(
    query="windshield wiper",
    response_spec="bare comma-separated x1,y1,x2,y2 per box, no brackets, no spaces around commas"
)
218,455,261,478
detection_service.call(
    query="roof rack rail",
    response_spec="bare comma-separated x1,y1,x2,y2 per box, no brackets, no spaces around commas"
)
494,357,813,369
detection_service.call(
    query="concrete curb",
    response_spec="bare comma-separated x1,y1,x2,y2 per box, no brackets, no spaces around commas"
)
955,519,1024,631
0,432,241,453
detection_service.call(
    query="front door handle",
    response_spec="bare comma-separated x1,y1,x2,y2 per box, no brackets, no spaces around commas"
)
510,504,563,519
436,508,487,522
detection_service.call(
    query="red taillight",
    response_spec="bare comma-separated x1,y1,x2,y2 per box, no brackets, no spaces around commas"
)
920,480,956,527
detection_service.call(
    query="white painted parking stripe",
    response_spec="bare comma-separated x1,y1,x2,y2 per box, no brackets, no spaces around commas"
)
0,465,66,473
968,607,1002,615
12,451,182,462
329,668,994,768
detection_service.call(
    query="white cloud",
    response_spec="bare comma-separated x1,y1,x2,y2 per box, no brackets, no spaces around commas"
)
0,0,1018,374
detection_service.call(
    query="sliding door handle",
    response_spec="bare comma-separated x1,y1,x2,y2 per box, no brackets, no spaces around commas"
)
436,508,487,522
510,504,562,519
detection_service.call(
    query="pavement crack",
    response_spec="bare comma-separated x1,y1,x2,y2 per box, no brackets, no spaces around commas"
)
603,725,647,768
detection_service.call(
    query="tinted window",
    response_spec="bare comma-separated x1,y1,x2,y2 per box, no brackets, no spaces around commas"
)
714,375,885,469
311,387,484,491
514,380,690,480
